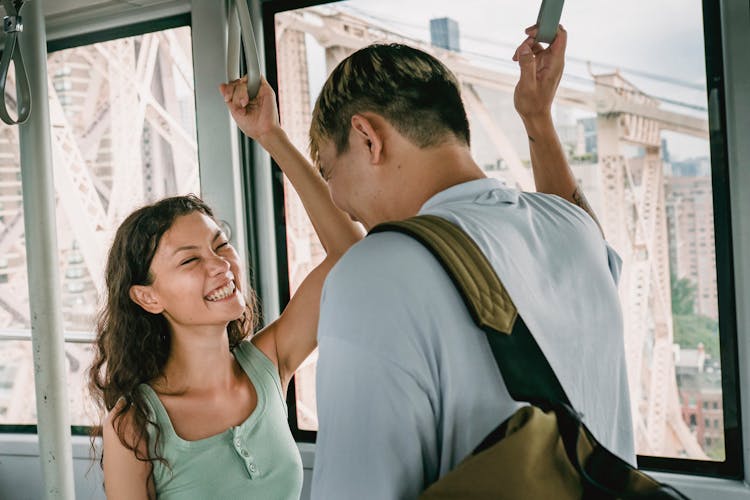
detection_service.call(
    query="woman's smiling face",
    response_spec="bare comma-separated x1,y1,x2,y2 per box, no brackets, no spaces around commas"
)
142,211,246,331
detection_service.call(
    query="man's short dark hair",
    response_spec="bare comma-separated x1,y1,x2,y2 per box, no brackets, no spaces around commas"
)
309,43,471,166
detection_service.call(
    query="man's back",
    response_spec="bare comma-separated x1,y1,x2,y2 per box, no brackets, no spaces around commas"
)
312,178,635,500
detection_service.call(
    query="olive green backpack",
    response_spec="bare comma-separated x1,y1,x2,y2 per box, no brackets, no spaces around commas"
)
370,215,690,500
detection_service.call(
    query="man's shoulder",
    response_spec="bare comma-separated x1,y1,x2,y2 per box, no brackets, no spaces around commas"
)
326,230,440,288
318,230,458,357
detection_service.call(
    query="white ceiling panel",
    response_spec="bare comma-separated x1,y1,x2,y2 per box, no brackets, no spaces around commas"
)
0,0,187,22
43,0,179,18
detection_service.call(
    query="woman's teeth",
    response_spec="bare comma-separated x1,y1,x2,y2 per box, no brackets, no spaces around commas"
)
206,281,235,301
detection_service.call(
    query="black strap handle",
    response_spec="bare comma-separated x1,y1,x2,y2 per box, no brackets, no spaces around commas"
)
227,0,262,99
1,0,31,125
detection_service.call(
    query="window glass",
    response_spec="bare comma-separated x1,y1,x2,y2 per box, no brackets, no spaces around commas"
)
0,341,96,425
0,342,33,423
0,25,199,427
275,1,728,463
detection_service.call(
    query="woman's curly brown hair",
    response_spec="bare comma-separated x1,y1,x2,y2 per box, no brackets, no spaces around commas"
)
87,194,258,488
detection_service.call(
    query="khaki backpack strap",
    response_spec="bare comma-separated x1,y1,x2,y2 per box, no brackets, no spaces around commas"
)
370,215,517,335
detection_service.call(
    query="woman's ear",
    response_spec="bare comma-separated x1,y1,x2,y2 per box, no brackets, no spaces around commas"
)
129,285,164,314
350,114,383,164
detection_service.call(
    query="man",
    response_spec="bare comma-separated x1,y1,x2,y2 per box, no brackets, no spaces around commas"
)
309,25,635,499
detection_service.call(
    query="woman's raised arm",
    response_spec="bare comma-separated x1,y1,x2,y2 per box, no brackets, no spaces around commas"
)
220,77,364,387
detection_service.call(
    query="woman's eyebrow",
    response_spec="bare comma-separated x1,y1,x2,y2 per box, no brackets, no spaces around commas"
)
172,244,197,256
172,230,224,256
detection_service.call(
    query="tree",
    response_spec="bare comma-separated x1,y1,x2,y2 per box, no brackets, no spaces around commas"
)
673,314,720,359
670,273,719,358
671,273,697,315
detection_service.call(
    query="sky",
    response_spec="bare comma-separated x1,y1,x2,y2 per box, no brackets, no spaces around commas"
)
342,0,708,86
296,0,710,161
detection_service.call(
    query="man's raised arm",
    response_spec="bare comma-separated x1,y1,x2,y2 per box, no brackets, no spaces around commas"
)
512,25,604,236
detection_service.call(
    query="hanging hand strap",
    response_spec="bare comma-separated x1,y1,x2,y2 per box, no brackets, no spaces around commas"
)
1,0,31,125
227,0,261,99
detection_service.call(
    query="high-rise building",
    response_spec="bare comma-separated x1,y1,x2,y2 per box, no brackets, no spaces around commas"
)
665,172,718,319
430,17,460,52
670,157,711,177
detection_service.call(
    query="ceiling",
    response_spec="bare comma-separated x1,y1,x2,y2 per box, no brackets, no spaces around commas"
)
0,0,190,42
0,0,183,20
42,0,171,18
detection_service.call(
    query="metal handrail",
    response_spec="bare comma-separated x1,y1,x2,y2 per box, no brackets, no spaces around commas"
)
0,328,95,343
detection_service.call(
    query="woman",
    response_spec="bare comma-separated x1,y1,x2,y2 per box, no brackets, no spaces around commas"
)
88,77,363,499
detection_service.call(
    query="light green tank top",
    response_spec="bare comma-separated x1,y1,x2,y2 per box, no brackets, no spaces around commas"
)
139,341,303,500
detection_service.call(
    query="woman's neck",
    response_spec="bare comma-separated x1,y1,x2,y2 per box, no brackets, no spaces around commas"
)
156,324,240,394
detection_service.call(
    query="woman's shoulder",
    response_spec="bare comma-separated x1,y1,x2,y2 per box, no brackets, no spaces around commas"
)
102,399,154,497
236,338,285,402
243,332,273,358
236,338,278,374
102,399,149,459
103,398,133,434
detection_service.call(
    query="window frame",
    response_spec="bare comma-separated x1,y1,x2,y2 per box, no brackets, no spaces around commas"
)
0,8,226,436
259,0,746,478
0,0,269,443
45,13,191,53
636,0,743,479
261,0,340,445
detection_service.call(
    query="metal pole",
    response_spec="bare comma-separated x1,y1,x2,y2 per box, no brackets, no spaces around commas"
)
17,1,76,498
191,0,280,323
247,0,281,323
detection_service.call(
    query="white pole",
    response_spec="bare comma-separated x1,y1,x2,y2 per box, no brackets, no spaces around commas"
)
18,0,76,498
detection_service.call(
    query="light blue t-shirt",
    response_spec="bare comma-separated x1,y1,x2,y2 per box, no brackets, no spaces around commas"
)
311,178,635,500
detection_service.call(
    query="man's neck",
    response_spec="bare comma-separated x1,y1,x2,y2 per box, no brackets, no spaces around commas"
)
391,143,487,219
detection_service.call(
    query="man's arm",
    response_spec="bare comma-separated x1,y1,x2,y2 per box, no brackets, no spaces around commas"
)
513,26,604,236
310,245,438,500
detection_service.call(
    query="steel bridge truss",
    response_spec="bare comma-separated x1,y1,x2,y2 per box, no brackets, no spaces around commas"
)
275,8,709,458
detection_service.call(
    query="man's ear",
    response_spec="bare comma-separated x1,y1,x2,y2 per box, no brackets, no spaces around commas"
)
129,285,164,314
350,114,383,164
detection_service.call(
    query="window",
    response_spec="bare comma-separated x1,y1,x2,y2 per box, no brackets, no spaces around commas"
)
266,0,739,476
0,24,199,429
